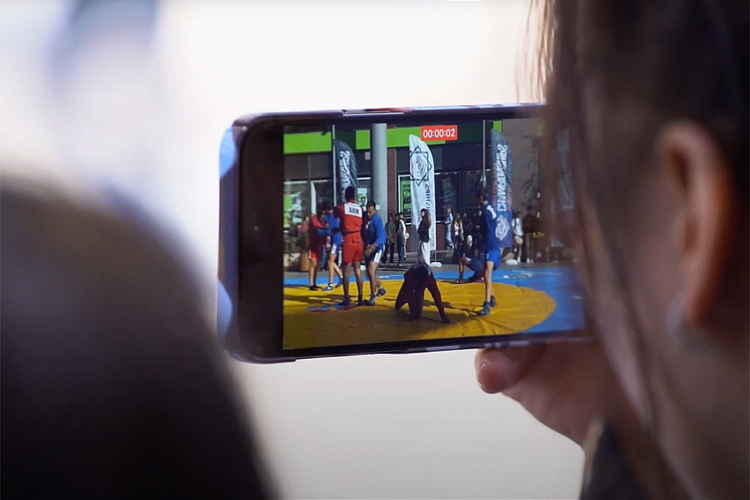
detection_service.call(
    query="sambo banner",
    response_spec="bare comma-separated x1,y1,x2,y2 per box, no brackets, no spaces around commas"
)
490,129,513,248
408,135,436,252
334,139,357,202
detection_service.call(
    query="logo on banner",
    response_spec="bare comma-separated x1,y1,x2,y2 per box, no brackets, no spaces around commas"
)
411,144,433,186
496,215,510,241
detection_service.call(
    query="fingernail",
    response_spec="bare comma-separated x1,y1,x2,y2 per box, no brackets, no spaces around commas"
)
478,351,518,394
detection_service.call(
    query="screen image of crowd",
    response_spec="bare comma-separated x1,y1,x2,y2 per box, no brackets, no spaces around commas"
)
282,119,583,350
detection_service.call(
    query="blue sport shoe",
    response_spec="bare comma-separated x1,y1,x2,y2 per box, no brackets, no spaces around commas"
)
377,287,386,297
477,302,492,316
323,284,334,291
365,296,376,306
490,295,497,308
340,298,352,307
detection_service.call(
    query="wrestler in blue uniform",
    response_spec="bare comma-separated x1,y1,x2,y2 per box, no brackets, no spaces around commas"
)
477,190,499,315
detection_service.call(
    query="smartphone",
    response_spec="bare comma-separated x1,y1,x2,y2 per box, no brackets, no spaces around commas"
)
218,104,587,363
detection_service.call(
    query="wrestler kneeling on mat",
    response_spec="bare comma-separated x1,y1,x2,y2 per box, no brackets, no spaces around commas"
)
395,261,450,324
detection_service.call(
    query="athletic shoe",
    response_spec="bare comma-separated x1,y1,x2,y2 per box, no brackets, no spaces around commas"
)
365,296,376,306
339,298,352,307
309,285,320,291
357,297,364,306
490,295,497,308
323,284,334,291
377,287,386,297
336,276,343,287
477,302,492,316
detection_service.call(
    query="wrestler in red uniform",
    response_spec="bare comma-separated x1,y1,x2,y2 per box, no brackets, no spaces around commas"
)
307,203,328,291
336,186,365,306
395,261,450,323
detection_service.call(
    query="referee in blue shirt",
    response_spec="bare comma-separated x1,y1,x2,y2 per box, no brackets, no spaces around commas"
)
364,201,387,305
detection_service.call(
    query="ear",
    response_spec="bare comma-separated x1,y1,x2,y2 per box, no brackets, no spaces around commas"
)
655,121,736,333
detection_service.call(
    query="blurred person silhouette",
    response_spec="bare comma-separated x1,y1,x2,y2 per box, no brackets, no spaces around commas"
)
1,181,274,499
475,1,748,499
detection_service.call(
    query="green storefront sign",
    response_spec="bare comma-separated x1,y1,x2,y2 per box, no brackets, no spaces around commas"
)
283,121,504,155
399,177,412,224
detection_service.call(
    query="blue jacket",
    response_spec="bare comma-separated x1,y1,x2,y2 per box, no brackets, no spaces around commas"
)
366,213,386,248
325,213,343,245
479,203,500,251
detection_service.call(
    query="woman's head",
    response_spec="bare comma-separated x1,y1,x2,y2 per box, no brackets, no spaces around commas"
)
537,0,748,496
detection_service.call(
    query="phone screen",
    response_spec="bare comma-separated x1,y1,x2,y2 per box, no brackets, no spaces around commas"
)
281,116,583,350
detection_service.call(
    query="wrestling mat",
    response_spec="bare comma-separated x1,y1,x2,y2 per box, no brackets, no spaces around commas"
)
283,278,556,349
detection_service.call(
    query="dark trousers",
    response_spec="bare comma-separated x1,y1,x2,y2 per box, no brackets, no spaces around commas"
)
384,242,395,263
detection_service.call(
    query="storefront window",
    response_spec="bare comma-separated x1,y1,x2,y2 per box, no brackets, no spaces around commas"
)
463,171,484,216
435,172,460,223
284,180,310,229
312,180,334,208
356,177,371,207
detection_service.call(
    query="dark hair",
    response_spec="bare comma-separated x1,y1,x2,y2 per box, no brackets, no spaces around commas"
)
420,209,431,229
537,0,747,496
1,185,273,499
478,187,489,202
345,186,356,201
366,200,376,209
321,200,331,212
388,213,393,219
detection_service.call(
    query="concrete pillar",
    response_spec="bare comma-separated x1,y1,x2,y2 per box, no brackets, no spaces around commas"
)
387,148,397,216
371,123,388,222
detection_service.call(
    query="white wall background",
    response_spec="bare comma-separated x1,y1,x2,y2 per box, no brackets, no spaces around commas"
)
1,1,583,497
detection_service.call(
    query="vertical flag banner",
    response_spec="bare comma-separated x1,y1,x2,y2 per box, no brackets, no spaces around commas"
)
490,129,513,248
334,139,357,202
408,135,436,252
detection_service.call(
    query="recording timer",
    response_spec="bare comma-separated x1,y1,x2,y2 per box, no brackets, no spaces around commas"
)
420,125,458,141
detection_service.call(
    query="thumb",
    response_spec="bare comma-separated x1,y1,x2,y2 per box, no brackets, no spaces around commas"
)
475,345,544,394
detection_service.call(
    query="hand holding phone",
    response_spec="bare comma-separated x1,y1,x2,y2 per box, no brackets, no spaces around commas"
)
476,341,617,446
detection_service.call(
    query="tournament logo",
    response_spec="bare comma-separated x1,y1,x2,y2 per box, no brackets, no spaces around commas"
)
410,144,433,187
496,215,510,241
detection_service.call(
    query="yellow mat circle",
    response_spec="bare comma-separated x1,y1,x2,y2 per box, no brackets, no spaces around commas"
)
283,279,556,349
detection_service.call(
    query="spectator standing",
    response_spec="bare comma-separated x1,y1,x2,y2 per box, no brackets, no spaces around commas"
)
396,212,407,266
445,207,454,250
385,213,396,265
